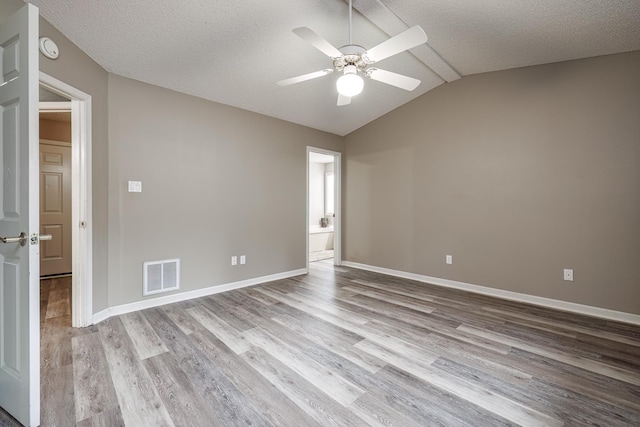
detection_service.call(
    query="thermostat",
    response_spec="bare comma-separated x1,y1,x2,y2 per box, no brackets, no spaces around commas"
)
39,37,59,59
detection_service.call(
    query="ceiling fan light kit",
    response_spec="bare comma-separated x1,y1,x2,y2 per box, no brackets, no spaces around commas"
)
277,0,428,106
337,65,364,97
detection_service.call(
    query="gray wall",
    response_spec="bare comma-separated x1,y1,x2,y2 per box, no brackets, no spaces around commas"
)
39,17,110,313
107,75,342,306
344,51,640,315
3,2,342,311
1,2,110,313
0,0,21,18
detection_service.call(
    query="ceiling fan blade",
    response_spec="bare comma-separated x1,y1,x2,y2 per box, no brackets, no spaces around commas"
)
293,27,343,58
365,25,428,63
366,68,421,91
277,69,333,86
337,93,351,106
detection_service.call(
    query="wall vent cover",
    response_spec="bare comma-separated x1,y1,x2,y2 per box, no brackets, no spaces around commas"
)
143,258,180,296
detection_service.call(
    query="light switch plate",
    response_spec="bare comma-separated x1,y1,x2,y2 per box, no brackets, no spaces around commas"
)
128,181,142,192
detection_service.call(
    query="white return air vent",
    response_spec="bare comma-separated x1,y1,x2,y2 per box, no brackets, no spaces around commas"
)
143,259,180,296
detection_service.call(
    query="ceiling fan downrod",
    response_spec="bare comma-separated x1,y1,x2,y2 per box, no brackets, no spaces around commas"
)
338,0,364,98
348,0,353,45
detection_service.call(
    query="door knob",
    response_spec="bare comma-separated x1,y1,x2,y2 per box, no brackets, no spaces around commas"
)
0,232,28,246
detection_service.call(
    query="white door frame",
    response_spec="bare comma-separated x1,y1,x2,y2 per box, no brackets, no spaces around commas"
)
306,147,342,270
39,72,93,327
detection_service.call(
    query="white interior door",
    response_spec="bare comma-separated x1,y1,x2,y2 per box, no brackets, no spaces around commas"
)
0,4,40,426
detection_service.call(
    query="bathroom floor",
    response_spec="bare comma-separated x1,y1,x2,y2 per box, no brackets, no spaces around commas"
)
309,249,334,262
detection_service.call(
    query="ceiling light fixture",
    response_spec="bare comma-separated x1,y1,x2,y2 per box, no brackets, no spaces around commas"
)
277,0,427,106
336,65,364,97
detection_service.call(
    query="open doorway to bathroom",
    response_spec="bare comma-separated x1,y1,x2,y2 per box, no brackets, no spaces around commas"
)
307,147,341,267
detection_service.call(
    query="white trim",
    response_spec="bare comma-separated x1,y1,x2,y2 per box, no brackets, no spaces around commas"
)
39,72,93,328
305,148,313,272
334,153,342,266
27,5,41,424
342,261,640,326
38,101,71,112
92,268,307,324
307,147,342,270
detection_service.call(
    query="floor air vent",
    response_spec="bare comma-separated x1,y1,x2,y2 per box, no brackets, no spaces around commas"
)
143,259,180,296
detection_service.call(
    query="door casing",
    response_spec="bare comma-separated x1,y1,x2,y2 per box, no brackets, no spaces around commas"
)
306,146,342,270
39,73,93,327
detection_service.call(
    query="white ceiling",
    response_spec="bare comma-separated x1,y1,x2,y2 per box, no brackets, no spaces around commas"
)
28,0,640,136
309,152,335,163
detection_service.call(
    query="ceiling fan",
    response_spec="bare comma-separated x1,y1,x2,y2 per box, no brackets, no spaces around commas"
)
277,0,428,106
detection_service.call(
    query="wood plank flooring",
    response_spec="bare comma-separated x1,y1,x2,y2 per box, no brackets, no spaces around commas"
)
17,263,640,425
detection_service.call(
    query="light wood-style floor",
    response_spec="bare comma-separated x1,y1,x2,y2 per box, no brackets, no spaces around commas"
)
10,262,640,426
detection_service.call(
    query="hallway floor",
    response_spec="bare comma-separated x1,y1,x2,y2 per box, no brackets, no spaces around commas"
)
39,276,99,426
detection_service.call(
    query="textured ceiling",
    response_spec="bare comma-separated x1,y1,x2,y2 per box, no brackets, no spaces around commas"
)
28,0,640,136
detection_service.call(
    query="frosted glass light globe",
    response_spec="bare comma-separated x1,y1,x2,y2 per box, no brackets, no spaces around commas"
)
336,65,364,97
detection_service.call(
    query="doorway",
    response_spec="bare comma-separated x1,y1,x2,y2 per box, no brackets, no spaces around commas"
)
39,97,74,333
307,147,341,269
39,73,93,328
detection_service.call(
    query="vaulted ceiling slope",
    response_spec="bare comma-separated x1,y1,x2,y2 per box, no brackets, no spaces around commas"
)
28,0,640,136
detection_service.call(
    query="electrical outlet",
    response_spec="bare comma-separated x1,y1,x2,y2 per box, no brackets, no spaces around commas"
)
563,269,573,281
240,255,246,265
231,256,237,266
128,180,142,192
446,255,453,265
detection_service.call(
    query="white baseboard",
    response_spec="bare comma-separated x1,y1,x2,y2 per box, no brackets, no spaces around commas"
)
92,268,307,325
342,261,640,326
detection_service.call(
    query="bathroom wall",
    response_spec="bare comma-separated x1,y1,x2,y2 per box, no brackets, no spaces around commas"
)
309,160,336,228
324,162,335,227
309,162,326,228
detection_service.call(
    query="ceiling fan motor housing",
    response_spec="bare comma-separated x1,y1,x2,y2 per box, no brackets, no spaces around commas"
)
334,45,370,72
